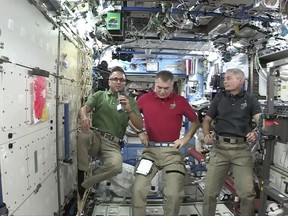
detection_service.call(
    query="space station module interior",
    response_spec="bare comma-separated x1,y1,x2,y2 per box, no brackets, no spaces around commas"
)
1,0,288,216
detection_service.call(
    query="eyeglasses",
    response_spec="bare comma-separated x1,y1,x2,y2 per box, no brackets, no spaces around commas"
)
109,78,126,83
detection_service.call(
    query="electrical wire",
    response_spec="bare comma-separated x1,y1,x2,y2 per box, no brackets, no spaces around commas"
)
254,49,268,81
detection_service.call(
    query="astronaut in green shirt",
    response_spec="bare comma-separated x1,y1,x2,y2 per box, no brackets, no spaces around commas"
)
77,66,143,199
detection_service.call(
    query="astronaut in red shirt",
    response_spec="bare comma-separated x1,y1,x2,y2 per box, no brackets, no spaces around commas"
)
131,70,200,216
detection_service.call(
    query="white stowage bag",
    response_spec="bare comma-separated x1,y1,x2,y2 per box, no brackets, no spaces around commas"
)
109,163,135,197
266,202,284,216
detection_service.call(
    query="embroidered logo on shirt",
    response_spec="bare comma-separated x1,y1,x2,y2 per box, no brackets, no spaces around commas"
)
170,101,176,109
240,100,247,110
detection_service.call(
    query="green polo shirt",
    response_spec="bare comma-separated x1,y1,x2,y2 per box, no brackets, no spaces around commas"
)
85,89,141,138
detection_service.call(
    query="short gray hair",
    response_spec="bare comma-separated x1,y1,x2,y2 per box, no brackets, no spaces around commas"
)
225,68,245,80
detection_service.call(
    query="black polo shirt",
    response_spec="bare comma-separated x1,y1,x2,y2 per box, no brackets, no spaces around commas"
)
206,91,261,137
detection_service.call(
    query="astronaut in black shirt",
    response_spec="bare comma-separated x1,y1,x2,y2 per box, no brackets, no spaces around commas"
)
202,68,261,216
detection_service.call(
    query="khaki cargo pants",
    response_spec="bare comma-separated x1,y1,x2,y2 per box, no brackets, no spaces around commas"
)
131,147,186,216
203,140,255,216
77,131,122,189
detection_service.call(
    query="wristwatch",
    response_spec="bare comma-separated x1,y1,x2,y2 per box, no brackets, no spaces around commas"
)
136,129,146,134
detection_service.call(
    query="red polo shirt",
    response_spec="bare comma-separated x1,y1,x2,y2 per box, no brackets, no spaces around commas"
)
137,92,197,142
